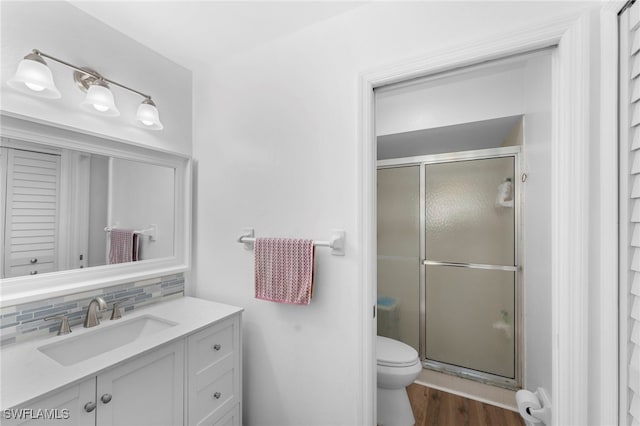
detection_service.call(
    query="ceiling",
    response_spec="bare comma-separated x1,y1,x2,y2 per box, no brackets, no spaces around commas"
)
69,1,523,161
69,1,366,71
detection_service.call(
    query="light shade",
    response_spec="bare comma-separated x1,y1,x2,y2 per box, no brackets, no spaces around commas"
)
7,53,61,99
80,80,120,116
135,98,163,130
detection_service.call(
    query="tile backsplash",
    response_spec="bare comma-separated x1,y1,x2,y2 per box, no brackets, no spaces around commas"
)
0,273,184,347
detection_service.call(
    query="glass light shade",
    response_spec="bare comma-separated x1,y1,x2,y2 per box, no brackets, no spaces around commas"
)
80,81,120,116
135,99,163,130
8,54,61,99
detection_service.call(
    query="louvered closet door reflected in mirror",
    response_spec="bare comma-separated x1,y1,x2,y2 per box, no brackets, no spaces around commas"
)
2,148,60,278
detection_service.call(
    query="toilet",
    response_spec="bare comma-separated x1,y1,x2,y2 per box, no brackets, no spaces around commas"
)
376,335,422,426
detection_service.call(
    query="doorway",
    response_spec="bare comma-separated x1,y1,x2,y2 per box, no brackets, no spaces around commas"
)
374,51,544,395
360,11,618,424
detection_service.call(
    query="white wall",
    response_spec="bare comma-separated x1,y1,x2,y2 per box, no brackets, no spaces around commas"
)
88,155,109,267
192,2,598,424
110,158,175,261
521,53,554,392
375,63,526,136
0,2,192,156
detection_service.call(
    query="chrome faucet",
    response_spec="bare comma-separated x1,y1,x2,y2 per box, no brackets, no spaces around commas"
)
84,297,107,328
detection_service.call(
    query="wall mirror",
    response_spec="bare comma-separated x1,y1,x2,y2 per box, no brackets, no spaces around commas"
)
0,113,191,307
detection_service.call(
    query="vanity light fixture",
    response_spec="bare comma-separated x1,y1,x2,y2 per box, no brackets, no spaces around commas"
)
135,98,163,130
79,75,120,117
7,52,61,99
7,49,163,130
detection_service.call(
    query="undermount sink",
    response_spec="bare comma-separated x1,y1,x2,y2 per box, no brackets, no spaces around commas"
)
38,315,177,366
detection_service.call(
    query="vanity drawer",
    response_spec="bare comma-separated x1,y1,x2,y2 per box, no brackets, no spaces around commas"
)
190,318,235,372
193,358,237,424
8,261,54,276
211,404,240,426
9,254,54,266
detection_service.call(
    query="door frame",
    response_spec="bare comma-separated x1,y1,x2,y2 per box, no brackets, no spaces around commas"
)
358,7,619,425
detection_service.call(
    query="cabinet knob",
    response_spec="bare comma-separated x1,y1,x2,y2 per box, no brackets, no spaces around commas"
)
84,401,96,412
212,344,221,351
30,258,38,264
213,392,222,400
101,394,112,404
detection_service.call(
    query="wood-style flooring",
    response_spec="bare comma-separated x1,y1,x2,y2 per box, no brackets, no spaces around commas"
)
407,383,525,426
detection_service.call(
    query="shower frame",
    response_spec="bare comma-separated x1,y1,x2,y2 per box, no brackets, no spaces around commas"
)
377,145,523,389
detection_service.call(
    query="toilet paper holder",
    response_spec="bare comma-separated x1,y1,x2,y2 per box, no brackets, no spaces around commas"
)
516,387,552,425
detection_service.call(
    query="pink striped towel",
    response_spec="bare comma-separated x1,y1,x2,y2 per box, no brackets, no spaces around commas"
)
254,238,315,304
108,229,139,264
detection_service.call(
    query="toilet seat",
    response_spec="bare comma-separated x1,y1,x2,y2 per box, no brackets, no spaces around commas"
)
376,336,419,368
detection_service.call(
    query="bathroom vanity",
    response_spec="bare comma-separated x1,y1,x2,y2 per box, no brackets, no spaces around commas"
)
0,297,243,426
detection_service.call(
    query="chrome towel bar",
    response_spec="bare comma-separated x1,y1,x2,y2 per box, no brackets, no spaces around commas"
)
104,224,157,241
237,228,345,256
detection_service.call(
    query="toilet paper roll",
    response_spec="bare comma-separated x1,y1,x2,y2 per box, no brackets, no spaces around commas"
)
515,390,543,424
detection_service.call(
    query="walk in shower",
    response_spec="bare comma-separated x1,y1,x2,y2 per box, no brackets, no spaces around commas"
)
377,146,521,388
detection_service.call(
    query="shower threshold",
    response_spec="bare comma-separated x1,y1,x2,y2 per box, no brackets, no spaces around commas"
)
423,359,519,391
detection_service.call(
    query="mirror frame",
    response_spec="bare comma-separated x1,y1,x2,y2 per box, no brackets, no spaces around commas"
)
0,112,192,307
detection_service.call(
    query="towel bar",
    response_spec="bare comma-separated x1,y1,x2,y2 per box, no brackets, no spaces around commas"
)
237,228,345,256
104,224,157,241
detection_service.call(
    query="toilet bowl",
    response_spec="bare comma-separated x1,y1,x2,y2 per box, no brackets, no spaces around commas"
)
376,336,422,426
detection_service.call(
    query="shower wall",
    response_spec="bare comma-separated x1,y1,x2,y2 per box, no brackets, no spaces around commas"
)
377,166,420,350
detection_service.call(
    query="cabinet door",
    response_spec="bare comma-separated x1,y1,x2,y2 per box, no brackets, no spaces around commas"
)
2,378,95,426
95,340,184,426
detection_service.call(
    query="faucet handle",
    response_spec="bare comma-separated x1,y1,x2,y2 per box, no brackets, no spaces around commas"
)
45,315,72,335
110,298,130,320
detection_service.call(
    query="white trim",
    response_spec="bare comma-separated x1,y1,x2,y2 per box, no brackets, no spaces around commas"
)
598,4,621,426
361,15,578,89
0,113,192,307
551,15,590,426
359,10,607,425
0,148,6,280
0,110,190,160
358,71,376,426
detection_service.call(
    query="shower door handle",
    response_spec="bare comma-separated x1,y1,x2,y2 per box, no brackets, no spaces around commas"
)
422,259,518,272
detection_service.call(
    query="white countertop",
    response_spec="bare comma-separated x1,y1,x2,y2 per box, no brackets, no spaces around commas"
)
0,297,243,409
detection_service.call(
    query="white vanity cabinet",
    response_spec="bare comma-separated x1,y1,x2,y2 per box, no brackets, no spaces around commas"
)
2,305,242,426
3,340,184,426
186,316,241,426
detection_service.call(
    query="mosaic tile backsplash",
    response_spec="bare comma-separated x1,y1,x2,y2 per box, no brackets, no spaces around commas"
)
0,273,184,347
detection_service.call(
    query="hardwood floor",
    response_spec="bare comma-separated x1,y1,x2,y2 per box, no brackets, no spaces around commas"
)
407,383,525,426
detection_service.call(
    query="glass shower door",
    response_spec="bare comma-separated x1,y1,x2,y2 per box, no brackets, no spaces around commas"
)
423,156,516,380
